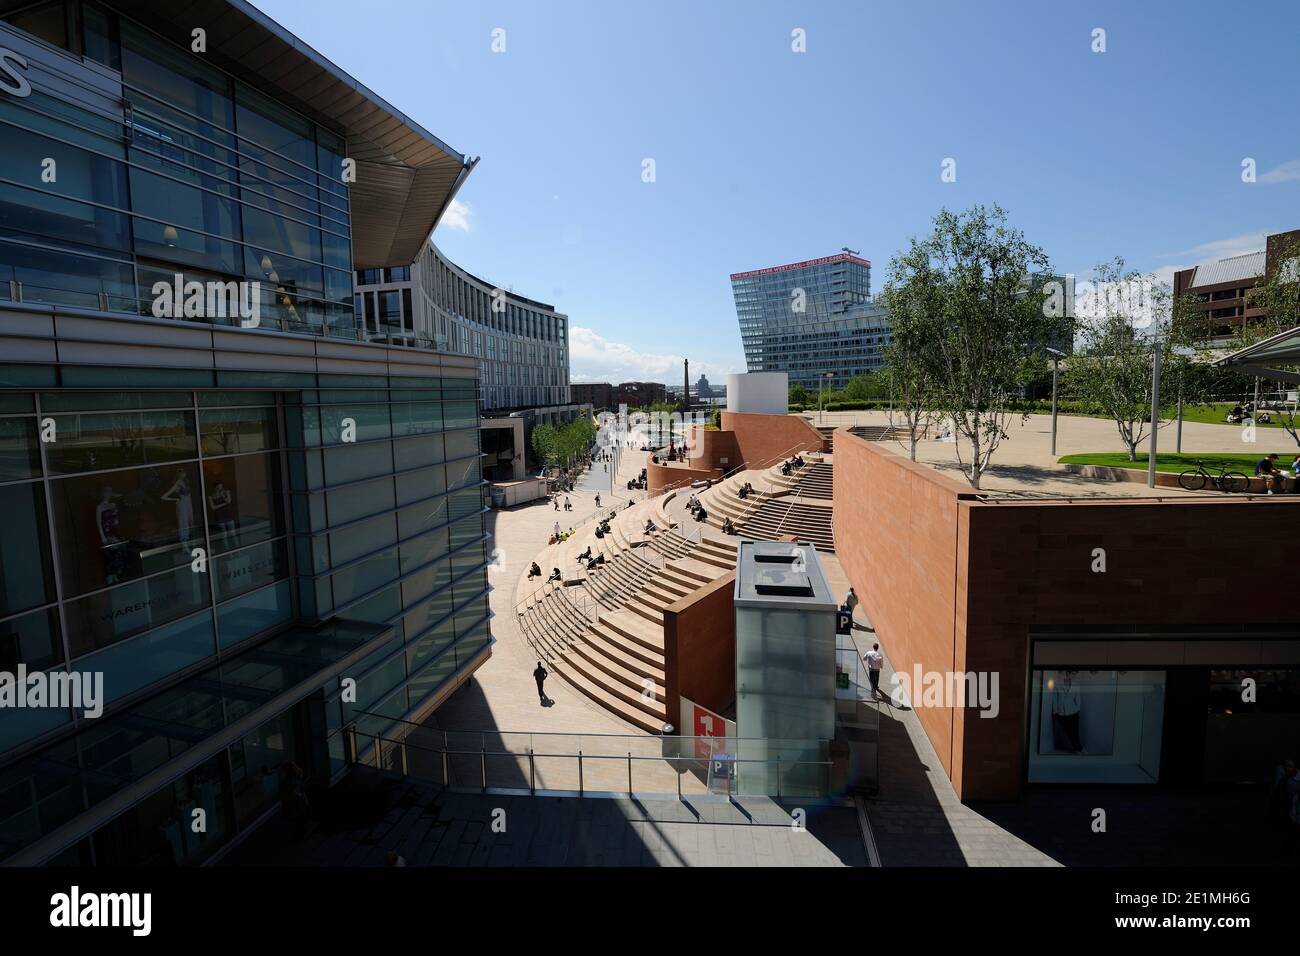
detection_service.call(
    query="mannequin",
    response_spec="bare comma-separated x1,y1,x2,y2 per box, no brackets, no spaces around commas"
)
207,479,236,539
161,469,194,544
1051,670,1084,753
96,485,128,584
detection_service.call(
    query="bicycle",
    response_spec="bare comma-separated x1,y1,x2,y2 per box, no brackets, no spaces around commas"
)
1177,459,1251,493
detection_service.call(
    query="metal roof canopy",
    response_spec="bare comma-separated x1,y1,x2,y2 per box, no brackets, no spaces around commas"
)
113,0,475,269
1217,324,1300,384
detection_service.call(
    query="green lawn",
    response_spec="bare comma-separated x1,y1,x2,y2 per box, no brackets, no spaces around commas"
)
1175,402,1296,429
1059,451,1297,475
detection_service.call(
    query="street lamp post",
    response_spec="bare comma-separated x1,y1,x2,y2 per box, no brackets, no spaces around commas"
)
1046,347,1065,458
1147,346,1162,489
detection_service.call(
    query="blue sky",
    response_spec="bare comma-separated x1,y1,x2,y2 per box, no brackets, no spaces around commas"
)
257,0,1299,383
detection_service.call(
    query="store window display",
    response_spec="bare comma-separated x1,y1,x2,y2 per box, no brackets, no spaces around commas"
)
1028,668,1166,784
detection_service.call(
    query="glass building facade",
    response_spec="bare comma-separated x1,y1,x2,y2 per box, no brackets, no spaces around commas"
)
730,253,892,392
0,1,490,865
355,240,572,412
0,2,355,335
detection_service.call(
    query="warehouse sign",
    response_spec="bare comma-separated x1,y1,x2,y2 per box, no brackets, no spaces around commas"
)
0,48,31,98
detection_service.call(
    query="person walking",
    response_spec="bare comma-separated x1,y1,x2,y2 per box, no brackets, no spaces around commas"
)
553,520,561,537
865,643,884,698
594,493,601,508
553,496,559,511
533,660,548,704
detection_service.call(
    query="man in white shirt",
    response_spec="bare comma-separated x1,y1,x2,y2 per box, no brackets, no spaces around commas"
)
865,643,884,698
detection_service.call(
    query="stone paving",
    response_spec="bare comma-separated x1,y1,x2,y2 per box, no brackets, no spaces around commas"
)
424,445,651,743
225,770,869,867
815,410,1281,498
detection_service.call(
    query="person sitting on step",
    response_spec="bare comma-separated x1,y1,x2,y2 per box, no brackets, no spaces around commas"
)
547,567,562,583
722,517,735,535
578,546,593,562
527,561,542,580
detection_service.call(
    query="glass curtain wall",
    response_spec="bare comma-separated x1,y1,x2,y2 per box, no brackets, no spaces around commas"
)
279,375,491,774
0,389,291,755
0,3,355,336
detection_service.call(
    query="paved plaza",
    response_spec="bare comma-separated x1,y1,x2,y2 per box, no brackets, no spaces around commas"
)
812,409,1279,497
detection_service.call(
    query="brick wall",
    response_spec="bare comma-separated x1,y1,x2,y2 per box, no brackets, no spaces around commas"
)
833,429,971,783
721,411,825,471
662,572,737,723
833,427,1300,800
687,425,741,473
647,459,721,495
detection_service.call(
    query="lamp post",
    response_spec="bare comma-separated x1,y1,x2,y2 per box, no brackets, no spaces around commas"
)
1147,345,1162,489
819,372,834,425
1046,347,1065,457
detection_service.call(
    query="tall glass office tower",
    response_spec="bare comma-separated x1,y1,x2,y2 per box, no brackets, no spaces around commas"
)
0,0,488,865
730,252,891,392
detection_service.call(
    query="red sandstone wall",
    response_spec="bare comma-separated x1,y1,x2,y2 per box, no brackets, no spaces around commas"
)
687,426,741,473
721,412,825,471
647,458,721,495
662,573,737,723
961,496,1299,798
832,426,1300,801
833,429,971,784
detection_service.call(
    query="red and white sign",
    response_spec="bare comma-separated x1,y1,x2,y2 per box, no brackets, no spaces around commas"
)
681,697,733,759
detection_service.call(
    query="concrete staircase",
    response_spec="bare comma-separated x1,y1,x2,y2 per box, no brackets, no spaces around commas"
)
697,458,836,552
515,496,739,733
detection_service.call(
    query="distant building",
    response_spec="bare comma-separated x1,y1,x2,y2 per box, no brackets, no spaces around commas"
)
571,382,613,408
614,381,668,407
730,252,892,392
696,374,714,398
1173,229,1300,341
356,240,571,412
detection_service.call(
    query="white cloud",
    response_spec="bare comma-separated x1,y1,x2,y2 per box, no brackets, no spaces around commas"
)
439,198,472,232
1259,160,1300,185
569,326,737,384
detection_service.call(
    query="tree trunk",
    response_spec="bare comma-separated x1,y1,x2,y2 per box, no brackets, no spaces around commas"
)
969,431,982,489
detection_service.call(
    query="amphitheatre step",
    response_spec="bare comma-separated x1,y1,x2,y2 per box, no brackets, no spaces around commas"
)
628,599,666,626
601,609,665,652
658,567,706,593
550,661,665,733
668,555,729,580
568,633,666,687
560,649,665,713
588,621,665,669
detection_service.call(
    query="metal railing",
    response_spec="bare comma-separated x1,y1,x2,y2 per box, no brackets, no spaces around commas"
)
344,722,835,800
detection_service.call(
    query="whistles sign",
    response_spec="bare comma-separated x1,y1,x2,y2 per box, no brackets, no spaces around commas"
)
0,48,31,98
